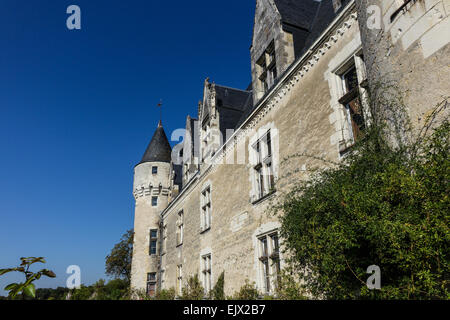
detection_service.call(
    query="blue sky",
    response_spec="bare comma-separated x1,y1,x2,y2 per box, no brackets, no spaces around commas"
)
0,0,254,294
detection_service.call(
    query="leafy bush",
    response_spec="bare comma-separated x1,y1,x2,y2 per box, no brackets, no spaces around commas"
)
211,271,225,300
181,274,205,300
69,278,129,300
273,118,450,299
155,288,176,300
274,270,308,300
232,280,259,300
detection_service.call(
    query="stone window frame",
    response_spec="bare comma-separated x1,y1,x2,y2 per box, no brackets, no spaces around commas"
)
159,269,165,290
258,233,280,294
253,223,282,295
160,223,167,256
201,253,212,294
176,264,183,296
146,272,157,297
256,40,278,95
176,210,184,247
200,183,212,233
325,37,370,157
151,196,158,207
249,123,279,204
152,166,158,175
149,229,158,256
336,56,368,147
390,0,416,23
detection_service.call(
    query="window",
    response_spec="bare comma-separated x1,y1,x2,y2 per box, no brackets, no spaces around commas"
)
160,269,165,290
176,211,184,246
201,254,212,293
338,56,367,145
258,231,281,294
152,196,158,207
146,272,157,297
161,224,167,254
176,265,183,296
257,41,278,94
390,0,414,23
152,166,158,174
149,229,158,255
252,130,275,201
201,187,211,232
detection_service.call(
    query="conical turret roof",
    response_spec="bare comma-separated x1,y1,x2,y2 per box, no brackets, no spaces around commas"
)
138,121,172,165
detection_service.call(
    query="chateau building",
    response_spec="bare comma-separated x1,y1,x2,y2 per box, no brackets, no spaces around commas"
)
130,0,449,297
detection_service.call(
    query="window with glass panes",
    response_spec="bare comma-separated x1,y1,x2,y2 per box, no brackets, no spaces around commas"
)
149,229,158,255
146,273,157,297
201,187,211,231
258,231,281,294
176,211,184,246
338,55,367,143
201,254,212,293
176,265,183,296
253,130,275,201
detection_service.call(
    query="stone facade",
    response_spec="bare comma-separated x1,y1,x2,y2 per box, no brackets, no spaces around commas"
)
130,0,449,298
356,0,450,129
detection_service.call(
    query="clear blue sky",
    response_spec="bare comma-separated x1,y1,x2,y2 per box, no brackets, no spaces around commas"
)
0,0,254,294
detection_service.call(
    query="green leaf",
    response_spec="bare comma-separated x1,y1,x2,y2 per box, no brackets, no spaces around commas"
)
23,283,36,298
41,269,56,278
4,283,19,291
0,268,14,276
8,283,24,298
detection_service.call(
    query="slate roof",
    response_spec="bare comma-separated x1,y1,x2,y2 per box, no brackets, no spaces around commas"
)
274,0,320,30
301,0,350,52
214,85,253,138
138,121,172,165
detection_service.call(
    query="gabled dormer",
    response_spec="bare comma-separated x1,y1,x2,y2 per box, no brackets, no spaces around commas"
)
251,0,335,102
199,79,220,164
181,115,199,187
198,78,252,167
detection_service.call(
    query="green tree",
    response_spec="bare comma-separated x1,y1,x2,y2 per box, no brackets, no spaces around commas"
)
212,271,225,300
155,288,176,300
181,274,205,300
273,118,450,299
105,229,134,283
0,257,56,299
233,280,259,300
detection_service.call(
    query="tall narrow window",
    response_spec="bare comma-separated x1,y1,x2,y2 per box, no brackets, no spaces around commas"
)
252,130,275,202
176,211,184,246
161,224,167,255
176,265,183,296
160,269,165,290
149,229,158,255
146,273,157,297
258,231,281,294
201,254,212,293
201,187,211,232
338,57,367,144
152,166,158,175
152,196,158,207
257,41,278,94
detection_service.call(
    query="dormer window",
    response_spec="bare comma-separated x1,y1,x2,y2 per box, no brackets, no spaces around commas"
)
257,41,278,95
